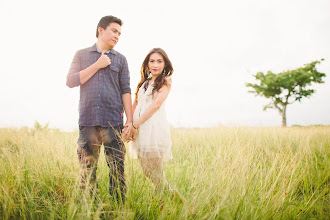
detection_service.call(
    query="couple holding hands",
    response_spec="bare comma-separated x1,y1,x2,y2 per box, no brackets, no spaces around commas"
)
66,15,176,203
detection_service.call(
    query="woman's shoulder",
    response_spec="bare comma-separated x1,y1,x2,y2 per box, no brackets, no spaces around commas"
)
165,76,172,85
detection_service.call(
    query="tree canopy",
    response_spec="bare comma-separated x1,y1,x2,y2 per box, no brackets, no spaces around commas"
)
246,59,326,126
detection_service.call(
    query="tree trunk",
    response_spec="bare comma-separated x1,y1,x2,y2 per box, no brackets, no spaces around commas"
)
281,104,287,127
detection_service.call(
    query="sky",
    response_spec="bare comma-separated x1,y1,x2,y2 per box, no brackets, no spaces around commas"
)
0,0,329,129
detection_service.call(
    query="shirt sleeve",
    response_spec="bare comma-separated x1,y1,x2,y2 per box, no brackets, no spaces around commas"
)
66,50,81,88
119,56,131,94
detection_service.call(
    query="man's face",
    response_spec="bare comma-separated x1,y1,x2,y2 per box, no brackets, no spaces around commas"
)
98,22,121,49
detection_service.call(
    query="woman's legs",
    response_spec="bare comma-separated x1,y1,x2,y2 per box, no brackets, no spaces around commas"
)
138,156,170,194
138,155,184,205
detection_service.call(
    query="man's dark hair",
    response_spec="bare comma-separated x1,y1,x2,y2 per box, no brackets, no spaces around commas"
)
96,16,122,37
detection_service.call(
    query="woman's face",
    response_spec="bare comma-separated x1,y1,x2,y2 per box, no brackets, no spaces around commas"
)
148,53,165,77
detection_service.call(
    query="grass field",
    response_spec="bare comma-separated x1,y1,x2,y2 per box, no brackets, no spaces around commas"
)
0,125,329,219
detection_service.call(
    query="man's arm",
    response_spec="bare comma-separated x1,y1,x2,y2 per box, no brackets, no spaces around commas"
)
66,51,81,88
80,53,111,85
121,93,133,141
119,56,132,124
122,93,133,124
66,52,111,88
119,56,134,141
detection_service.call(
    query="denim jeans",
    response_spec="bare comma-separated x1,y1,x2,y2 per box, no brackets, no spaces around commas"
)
77,125,125,201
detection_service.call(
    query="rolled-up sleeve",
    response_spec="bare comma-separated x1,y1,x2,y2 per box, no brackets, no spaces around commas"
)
119,56,131,94
66,50,81,88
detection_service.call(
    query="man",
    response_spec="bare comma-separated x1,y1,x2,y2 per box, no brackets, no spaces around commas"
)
66,15,134,202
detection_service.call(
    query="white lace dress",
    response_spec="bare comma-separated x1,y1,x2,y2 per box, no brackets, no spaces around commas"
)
132,81,172,161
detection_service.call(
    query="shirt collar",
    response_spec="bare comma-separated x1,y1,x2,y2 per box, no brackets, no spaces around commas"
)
90,43,117,55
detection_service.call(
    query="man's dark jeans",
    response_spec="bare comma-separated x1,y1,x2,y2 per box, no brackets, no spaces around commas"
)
77,125,125,201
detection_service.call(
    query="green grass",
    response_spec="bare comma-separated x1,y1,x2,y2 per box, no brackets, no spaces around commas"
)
0,126,329,219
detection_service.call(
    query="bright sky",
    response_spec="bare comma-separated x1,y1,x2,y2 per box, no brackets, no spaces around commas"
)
0,0,329,129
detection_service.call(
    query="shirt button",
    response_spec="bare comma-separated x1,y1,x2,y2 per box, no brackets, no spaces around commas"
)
97,106,99,109
98,95,100,97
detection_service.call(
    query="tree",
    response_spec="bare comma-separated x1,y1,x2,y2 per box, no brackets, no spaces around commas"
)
246,59,326,127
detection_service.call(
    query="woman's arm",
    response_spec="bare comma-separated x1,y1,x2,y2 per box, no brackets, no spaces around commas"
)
133,76,172,128
132,99,138,114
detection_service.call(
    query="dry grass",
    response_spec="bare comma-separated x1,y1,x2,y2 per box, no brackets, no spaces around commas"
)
0,125,329,219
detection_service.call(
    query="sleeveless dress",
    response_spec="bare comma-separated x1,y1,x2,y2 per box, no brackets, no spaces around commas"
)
132,81,172,161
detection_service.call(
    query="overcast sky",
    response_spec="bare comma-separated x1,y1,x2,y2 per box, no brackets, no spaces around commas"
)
0,0,329,129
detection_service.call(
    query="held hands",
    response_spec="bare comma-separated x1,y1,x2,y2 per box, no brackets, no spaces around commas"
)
121,122,138,142
96,52,111,69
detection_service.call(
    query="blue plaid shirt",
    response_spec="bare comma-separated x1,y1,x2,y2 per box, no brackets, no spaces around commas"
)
66,44,131,127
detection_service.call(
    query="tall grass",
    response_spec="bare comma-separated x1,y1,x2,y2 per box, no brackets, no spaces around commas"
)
0,126,329,219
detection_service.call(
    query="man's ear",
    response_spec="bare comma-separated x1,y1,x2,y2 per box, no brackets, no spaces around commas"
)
98,27,104,36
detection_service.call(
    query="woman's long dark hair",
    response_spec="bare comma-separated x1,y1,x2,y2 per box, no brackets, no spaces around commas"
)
135,48,174,101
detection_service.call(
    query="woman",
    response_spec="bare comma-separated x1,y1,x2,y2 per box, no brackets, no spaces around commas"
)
130,48,174,196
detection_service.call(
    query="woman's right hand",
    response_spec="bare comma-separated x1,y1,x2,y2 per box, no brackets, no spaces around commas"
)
131,122,138,141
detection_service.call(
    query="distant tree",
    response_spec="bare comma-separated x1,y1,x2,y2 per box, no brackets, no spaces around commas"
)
34,121,49,131
246,59,326,127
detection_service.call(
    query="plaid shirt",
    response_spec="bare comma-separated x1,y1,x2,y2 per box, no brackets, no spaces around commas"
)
66,44,131,127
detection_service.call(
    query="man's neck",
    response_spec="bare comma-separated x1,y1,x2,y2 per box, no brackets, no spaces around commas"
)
96,40,113,53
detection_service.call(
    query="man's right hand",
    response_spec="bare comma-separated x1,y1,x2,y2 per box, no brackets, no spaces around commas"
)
96,52,111,69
